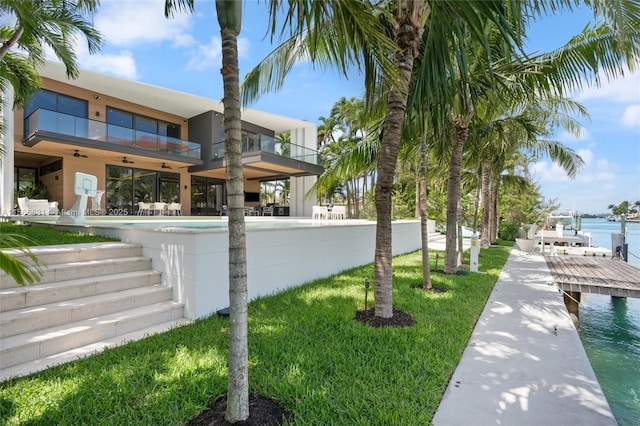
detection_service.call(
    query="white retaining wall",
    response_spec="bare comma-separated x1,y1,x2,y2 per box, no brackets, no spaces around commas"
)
79,219,421,319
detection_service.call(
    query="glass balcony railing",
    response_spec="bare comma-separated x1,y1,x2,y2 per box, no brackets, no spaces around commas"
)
25,109,201,160
212,134,320,165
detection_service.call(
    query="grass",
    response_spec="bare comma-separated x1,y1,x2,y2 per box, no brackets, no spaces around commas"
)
0,222,117,247
0,233,511,425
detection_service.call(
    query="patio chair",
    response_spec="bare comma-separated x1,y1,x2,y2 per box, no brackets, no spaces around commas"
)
330,205,346,220
220,205,228,216
262,205,274,216
152,202,167,216
244,206,258,216
49,201,59,215
17,197,30,215
312,205,327,220
167,202,182,216
137,201,151,215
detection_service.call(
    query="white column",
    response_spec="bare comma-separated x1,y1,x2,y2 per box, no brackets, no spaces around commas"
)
0,86,15,216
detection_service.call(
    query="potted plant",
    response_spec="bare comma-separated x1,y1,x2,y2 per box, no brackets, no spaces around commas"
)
515,224,537,252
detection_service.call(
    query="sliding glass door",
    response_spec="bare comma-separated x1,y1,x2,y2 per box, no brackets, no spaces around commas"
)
106,165,179,215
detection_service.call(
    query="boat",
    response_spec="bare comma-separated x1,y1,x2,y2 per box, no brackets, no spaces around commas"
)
545,209,575,230
535,209,613,256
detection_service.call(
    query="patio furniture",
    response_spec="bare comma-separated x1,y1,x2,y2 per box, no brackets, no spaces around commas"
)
330,205,346,219
17,197,51,215
167,202,182,216
137,202,151,215
49,201,59,215
262,205,274,216
152,202,167,216
312,205,328,220
220,205,227,216
244,206,259,216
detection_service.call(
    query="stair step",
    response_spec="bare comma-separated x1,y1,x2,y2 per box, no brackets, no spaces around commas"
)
0,256,152,289
0,301,185,370
1,284,173,338
0,242,143,265
0,318,192,382
0,270,162,312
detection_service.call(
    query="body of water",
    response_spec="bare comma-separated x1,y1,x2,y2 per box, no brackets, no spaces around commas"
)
577,218,640,425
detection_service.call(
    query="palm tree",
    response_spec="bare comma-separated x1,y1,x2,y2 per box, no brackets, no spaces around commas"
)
244,0,519,319
0,0,102,107
165,0,248,422
0,0,102,285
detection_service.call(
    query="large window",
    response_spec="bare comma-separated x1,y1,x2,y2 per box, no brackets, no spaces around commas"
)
106,165,180,215
191,176,225,216
106,108,181,152
24,89,87,135
14,167,38,196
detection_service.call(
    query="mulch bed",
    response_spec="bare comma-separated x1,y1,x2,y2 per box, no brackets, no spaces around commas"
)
354,308,416,328
188,394,293,426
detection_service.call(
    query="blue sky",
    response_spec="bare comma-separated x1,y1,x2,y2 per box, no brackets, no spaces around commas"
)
70,0,639,215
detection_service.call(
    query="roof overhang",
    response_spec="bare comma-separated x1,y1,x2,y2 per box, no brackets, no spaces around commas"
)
37,61,316,134
190,151,324,181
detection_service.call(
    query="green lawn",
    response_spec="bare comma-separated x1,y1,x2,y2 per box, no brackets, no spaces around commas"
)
0,228,511,425
0,222,117,247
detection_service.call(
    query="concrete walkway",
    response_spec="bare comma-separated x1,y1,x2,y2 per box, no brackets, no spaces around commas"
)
432,248,616,425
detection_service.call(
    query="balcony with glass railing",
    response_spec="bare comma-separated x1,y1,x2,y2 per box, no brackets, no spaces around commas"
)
212,134,320,165
24,109,201,160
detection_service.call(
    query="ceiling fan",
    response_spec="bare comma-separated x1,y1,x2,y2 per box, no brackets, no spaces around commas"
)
122,157,135,164
73,150,88,158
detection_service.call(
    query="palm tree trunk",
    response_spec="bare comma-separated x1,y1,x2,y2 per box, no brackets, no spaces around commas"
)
374,1,428,318
490,175,500,243
0,27,23,58
480,161,491,248
472,166,481,233
457,199,464,267
444,115,468,274
419,139,432,290
217,1,248,422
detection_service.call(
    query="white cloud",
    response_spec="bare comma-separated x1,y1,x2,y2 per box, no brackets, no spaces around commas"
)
556,128,591,143
532,148,616,185
95,0,192,47
184,37,250,71
576,69,640,103
42,35,139,80
185,37,221,71
621,104,640,128
81,51,138,80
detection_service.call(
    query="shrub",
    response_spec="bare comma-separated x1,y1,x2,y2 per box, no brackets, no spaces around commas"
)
499,221,520,241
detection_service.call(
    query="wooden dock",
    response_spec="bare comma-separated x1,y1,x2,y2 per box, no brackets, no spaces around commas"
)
545,256,640,298
544,255,640,328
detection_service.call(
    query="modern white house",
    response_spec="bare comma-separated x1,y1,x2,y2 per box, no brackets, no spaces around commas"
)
1,61,322,218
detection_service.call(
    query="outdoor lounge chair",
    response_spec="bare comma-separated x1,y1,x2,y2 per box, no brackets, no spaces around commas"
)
18,197,51,215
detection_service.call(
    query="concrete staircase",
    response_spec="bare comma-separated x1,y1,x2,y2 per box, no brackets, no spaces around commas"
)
0,242,190,381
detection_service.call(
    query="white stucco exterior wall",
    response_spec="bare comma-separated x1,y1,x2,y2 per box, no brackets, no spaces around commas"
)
0,87,15,216
60,219,421,319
